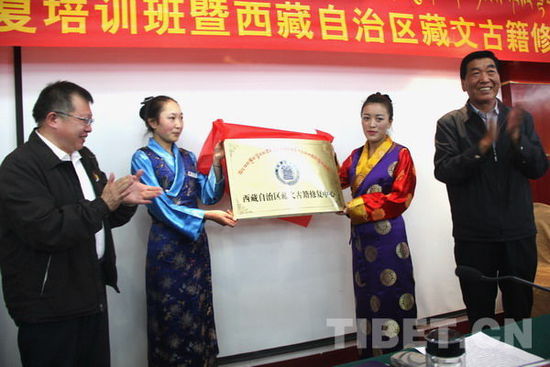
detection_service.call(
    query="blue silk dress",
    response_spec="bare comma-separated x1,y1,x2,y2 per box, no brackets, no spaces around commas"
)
131,138,224,367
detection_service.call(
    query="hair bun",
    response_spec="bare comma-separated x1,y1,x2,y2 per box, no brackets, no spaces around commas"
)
141,96,155,105
139,96,155,120
374,92,392,103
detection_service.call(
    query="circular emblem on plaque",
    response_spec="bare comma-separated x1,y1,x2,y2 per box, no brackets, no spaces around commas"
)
380,269,397,287
364,246,378,262
399,293,415,311
381,319,400,338
374,220,392,235
367,184,382,194
396,242,410,259
275,160,300,185
370,295,381,313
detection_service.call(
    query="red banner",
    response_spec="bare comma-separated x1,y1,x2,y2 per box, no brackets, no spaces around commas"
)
1,0,549,62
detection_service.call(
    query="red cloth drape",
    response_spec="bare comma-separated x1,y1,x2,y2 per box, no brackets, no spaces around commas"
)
197,119,334,227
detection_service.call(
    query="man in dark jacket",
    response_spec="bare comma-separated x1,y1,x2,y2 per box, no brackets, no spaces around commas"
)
434,50,548,330
0,81,162,367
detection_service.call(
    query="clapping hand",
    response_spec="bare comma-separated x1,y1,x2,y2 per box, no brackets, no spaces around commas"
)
101,170,163,211
506,107,523,144
479,116,498,155
122,170,163,205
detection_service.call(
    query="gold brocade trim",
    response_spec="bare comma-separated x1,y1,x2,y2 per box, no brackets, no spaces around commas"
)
348,197,368,225
351,137,393,196
365,246,378,262
370,295,381,313
387,161,397,177
380,268,397,286
399,293,415,311
374,220,392,235
367,184,382,194
355,271,367,287
396,242,410,259
381,319,400,338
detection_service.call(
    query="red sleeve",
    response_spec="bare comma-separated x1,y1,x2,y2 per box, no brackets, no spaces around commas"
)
347,148,416,222
339,153,353,189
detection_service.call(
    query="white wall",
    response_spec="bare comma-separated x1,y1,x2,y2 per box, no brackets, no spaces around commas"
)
0,47,466,366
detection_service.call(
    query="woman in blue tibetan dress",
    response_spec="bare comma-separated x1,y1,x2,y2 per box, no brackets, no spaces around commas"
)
339,93,417,358
131,96,236,367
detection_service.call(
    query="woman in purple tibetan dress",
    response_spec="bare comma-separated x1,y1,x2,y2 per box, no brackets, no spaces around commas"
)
339,93,417,357
131,96,236,367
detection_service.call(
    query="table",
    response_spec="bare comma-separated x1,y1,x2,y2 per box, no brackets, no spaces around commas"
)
336,314,550,366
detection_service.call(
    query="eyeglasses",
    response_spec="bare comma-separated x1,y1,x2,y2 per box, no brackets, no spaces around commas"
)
54,111,94,126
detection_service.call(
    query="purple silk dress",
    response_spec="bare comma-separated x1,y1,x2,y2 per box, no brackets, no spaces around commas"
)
346,144,417,357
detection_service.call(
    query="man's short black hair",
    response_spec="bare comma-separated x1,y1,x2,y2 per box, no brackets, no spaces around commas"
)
460,50,500,80
32,81,93,125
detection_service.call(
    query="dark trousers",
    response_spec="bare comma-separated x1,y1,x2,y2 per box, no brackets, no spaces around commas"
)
17,303,110,367
454,237,537,330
